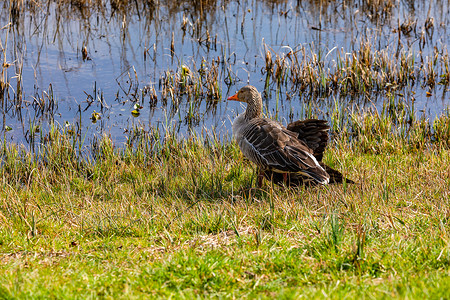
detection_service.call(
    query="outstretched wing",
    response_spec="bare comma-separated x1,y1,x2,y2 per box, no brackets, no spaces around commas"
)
238,118,329,184
287,119,329,161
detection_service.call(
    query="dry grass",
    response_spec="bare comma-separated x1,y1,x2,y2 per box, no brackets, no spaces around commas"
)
0,1,449,296
0,111,449,297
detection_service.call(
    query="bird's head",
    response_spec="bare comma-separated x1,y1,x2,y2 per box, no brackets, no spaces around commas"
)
227,85,260,103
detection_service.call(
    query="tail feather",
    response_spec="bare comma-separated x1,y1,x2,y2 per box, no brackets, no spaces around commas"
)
263,162,353,187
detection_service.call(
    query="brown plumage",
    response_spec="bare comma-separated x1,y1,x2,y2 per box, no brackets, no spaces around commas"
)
287,119,330,161
227,85,330,186
263,119,354,186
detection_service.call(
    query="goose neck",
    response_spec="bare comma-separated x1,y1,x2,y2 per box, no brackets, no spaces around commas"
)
244,96,262,120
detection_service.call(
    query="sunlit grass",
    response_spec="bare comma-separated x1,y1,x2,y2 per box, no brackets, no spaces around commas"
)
0,0,449,298
1,109,449,298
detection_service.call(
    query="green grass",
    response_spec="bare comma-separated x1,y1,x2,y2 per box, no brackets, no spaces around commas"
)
1,1,449,297
0,112,450,298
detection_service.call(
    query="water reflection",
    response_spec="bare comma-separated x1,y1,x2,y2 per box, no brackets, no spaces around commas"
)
0,0,448,147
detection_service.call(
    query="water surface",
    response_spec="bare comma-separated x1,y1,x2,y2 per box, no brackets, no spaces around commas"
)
1,0,449,147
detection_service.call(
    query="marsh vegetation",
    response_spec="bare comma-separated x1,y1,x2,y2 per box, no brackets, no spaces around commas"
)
1,0,449,145
0,0,450,298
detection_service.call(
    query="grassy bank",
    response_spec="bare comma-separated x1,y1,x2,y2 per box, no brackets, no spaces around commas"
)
1,110,450,298
1,0,449,297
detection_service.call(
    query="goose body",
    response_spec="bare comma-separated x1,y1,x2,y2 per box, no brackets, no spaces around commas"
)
228,85,330,186
263,119,354,186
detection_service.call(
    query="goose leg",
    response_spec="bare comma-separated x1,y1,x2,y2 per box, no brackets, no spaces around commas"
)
283,173,288,185
257,170,264,188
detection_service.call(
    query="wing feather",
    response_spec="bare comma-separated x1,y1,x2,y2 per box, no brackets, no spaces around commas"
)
287,119,329,161
238,118,329,184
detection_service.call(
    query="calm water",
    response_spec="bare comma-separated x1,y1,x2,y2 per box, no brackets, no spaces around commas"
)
1,0,449,146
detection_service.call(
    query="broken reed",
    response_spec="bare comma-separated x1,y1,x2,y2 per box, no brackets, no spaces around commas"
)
160,60,221,103
3,0,449,111
263,40,450,97
138,38,449,121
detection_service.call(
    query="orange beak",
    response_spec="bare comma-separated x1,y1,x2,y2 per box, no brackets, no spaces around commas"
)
227,93,239,101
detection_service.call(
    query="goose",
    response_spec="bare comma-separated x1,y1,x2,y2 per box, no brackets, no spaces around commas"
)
227,85,330,187
262,119,354,186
